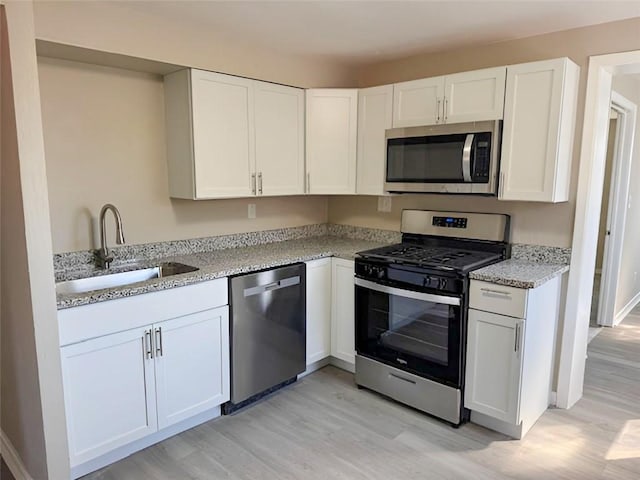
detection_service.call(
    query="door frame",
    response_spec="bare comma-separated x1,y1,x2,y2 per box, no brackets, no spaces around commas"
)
597,92,637,327
557,50,640,409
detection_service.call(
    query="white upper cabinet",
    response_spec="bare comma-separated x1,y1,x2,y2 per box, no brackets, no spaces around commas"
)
392,76,445,127
305,89,358,194
356,85,393,195
499,58,579,202
392,68,506,128
254,81,305,196
444,67,506,123
164,69,304,199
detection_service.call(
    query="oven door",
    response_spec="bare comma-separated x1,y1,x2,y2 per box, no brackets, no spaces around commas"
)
355,277,464,387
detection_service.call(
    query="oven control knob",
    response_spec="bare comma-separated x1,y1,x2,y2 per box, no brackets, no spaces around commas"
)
377,269,385,280
423,276,432,287
439,278,448,289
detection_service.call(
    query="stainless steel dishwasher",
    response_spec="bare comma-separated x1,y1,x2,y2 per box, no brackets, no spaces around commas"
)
224,263,306,413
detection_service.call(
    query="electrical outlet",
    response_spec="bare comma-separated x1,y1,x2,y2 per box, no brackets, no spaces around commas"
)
377,196,392,213
248,204,256,219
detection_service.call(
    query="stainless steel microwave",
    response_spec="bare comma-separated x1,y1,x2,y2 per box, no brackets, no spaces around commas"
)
384,120,501,195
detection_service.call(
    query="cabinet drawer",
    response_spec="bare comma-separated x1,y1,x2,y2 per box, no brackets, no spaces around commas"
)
469,280,527,318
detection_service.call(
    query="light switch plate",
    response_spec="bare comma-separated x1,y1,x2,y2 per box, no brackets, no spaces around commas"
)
377,196,392,213
248,204,256,219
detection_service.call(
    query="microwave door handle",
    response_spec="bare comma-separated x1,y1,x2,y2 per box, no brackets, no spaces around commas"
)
462,133,474,182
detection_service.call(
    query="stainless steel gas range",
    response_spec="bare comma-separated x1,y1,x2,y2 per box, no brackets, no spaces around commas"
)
355,210,510,426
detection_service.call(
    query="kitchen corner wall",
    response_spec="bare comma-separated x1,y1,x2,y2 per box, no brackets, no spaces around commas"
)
328,17,640,249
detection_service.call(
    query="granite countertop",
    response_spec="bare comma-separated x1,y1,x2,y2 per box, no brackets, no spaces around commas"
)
469,259,569,289
56,236,388,310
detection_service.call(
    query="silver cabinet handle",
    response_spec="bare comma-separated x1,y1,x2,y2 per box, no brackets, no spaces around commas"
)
480,287,512,297
155,327,163,357
306,173,311,193
514,323,520,353
499,171,505,198
144,329,153,359
436,98,441,123
251,173,256,195
389,373,416,385
444,97,448,122
258,172,263,195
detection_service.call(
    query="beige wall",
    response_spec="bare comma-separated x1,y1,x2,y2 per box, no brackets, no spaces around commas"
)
38,57,329,253
33,0,357,88
329,17,640,248
1,2,69,478
2,7,49,478
611,76,640,316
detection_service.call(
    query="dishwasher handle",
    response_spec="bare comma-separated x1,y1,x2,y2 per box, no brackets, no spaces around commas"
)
243,275,301,297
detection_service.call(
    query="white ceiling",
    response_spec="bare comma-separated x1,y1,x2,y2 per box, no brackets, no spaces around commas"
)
121,1,640,64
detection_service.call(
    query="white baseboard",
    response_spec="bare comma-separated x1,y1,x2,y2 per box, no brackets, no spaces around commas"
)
329,356,355,373
614,289,640,326
1,430,34,480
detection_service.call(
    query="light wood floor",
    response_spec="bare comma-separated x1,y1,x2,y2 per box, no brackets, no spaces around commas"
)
85,316,640,480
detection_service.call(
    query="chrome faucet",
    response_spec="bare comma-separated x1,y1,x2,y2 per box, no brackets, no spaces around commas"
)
94,204,125,269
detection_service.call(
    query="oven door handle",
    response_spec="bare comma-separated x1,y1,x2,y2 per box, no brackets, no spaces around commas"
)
462,133,474,182
355,278,461,306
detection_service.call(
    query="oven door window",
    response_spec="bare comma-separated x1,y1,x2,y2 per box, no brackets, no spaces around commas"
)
387,134,467,183
355,283,462,386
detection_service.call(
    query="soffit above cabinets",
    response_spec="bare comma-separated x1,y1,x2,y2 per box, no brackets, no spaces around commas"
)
36,40,184,75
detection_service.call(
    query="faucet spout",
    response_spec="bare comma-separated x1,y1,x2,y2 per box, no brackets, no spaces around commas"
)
95,204,126,269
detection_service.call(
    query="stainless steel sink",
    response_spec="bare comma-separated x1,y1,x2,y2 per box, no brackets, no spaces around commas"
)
56,262,199,295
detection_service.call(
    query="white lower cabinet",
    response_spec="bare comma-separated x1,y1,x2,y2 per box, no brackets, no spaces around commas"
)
58,279,230,475
305,258,332,365
154,308,230,429
61,327,158,466
331,258,356,365
304,257,356,371
465,310,524,424
465,277,561,438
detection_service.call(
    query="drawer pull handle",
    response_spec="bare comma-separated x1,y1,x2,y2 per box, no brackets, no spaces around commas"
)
480,288,512,297
389,373,416,385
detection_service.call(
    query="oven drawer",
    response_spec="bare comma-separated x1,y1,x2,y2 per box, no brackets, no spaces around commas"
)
469,280,528,318
355,355,462,425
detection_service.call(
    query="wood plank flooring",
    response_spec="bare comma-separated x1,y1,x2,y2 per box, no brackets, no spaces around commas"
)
84,316,640,480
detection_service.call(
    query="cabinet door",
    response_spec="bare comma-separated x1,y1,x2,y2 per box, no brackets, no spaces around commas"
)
499,58,579,202
155,306,230,429
464,309,524,424
305,89,358,194
61,327,157,466
392,76,444,127
357,85,394,195
331,258,355,365
191,70,255,198
254,81,305,196
305,258,332,365
444,67,506,123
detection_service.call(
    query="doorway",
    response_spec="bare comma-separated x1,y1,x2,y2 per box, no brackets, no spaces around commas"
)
591,90,637,332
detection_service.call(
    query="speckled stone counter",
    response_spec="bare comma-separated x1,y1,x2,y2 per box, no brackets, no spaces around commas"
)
469,260,569,289
55,236,389,310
